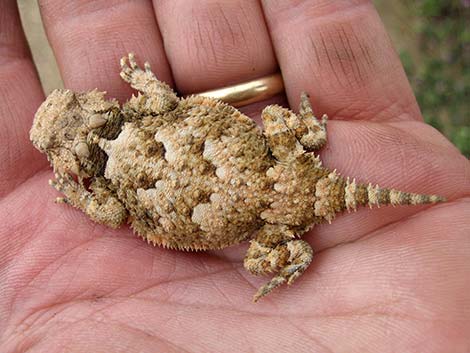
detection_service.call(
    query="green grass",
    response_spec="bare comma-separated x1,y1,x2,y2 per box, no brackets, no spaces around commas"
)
380,0,469,156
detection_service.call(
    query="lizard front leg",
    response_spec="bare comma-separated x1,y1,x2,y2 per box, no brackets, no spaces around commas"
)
120,53,178,114
50,174,127,228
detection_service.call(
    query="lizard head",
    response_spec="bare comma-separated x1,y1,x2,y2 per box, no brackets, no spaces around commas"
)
30,88,123,178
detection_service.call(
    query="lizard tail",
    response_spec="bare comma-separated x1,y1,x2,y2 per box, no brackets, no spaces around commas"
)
343,178,446,211
312,171,446,223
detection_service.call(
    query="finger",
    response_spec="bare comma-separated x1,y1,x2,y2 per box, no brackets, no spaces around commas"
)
39,0,173,102
308,120,470,251
0,0,47,198
152,0,278,94
261,0,421,122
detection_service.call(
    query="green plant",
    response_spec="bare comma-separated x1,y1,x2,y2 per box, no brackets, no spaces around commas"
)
400,0,469,156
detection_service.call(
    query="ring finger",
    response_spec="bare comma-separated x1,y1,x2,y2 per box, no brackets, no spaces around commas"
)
152,0,279,108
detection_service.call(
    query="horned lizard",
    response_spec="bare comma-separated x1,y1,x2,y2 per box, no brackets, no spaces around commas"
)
30,53,445,302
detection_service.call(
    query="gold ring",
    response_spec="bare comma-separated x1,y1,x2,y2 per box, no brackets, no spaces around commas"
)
192,73,284,107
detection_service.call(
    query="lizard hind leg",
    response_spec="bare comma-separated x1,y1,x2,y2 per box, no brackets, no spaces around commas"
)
261,105,305,162
244,224,314,302
298,92,328,151
261,92,328,161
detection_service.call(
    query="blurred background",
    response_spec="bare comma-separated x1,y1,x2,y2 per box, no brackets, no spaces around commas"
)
17,0,469,156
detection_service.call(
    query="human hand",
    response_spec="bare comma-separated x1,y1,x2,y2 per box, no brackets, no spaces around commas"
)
1,1,469,352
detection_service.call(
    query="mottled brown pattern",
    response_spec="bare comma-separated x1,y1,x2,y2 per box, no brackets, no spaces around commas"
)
30,54,445,301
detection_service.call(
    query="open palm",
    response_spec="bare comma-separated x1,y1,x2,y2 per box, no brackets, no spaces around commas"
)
1,1,469,352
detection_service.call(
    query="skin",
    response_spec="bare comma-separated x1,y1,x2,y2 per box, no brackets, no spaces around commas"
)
1,0,469,352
